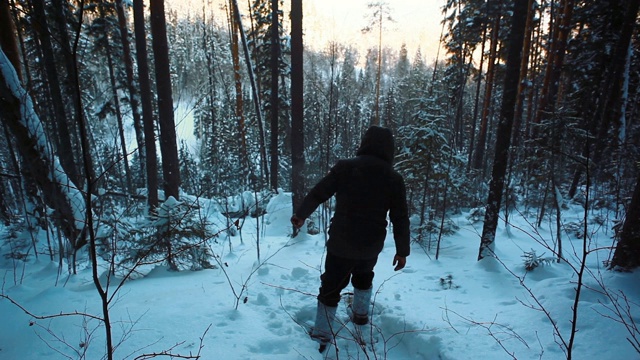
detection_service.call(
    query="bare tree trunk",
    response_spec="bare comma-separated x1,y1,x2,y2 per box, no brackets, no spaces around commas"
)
201,3,218,183
373,6,382,126
269,0,280,191
231,0,269,185
115,0,146,180
150,0,180,200
472,4,501,171
511,0,535,149
100,4,133,194
10,0,35,112
551,173,563,262
418,174,430,246
0,0,24,228
569,0,639,198
30,0,79,186
133,0,159,210
325,43,337,174
1,0,21,81
504,0,536,226
228,3,250,180
478,0,529,260
108,49,133,193
532,0,574,135
592,0,639,165
467,23,487,169
610,172,640,270
49,0,82,145
290,0,305,233
0,49,85,249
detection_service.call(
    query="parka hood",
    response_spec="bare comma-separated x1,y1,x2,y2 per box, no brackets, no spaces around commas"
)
356,126,395,163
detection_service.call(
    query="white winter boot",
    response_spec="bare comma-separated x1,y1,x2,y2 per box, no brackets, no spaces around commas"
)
310,301,337,352
351,287,372,325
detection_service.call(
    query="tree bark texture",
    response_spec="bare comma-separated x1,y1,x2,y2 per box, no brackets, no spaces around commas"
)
49,0,82,136
511,0,535,149
229,3,250,179
467,23,487,169
231,0,269,185
150,0,180,200
290,0,305,216
568,0,639,198
30,0,80,186
472,7,501,171
133,0,159,210
610,172,640,270
592,0,640,165
373,6,382,127
99,4,133,194
115,0,146,180
269,0,280,191
478,0,529,260
0,49,85,249
1,0,21,81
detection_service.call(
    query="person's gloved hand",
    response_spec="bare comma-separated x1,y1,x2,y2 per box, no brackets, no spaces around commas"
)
393,255,406,271
290,214,305,229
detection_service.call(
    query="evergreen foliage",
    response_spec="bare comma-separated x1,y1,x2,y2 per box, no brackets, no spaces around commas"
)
114,197,217,274
521,249,555,272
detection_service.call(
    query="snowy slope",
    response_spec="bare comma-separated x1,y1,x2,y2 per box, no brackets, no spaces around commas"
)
1,194,638,359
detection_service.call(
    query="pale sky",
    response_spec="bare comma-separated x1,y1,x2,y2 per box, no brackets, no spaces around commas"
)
303,0,445,63
166,0,446,64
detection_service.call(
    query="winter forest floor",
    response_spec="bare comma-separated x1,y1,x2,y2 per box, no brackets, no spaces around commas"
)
1,192,639,359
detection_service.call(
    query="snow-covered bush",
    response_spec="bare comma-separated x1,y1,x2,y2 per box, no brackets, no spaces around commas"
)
413,218,459,251
2,225,31,261
563,220,585,239
116,197,218,273
522,249,555,271
466,207,485,224
219,190,273,219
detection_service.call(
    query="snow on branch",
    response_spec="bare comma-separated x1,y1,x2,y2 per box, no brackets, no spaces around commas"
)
0,49,86,243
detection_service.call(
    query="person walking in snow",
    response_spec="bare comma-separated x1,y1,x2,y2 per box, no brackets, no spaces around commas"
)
290,125,410,352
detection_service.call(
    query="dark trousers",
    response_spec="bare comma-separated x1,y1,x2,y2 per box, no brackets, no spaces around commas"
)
317,252,378,307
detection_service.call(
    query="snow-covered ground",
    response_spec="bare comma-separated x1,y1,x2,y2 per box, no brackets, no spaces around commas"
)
1,193,638,359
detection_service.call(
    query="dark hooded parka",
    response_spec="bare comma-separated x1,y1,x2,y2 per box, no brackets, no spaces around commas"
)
295,126,410,260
